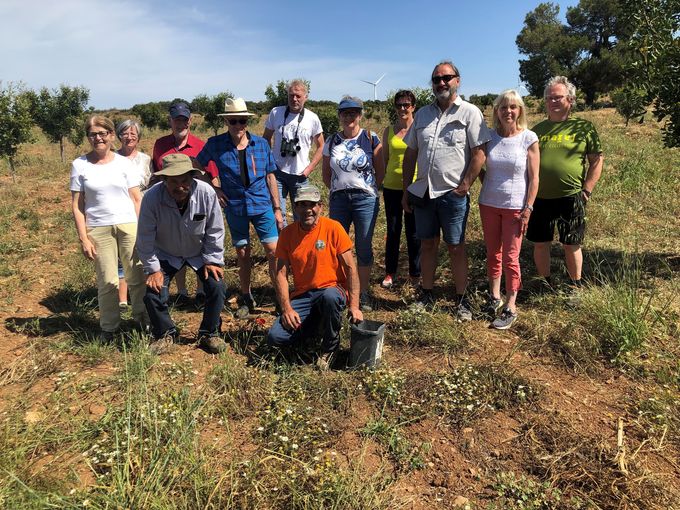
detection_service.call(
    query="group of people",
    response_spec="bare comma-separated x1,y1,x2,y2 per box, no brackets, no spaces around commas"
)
69,60,602,365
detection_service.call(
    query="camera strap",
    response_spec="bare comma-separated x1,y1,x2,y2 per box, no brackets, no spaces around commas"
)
280,106,305,142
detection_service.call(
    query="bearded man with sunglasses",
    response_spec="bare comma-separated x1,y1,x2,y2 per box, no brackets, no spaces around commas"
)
401,61,491,320
197,98,284,318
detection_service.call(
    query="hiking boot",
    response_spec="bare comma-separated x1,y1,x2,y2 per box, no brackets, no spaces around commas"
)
564,285,583,308
99,330,115,343
360,291,374,312
413,289,435,310
234,293,257,319
316,351,335,372
174,289,191,307
455,297,473,322
149,331,177,355
481,295,503,318
199,334,227,354
491,308,518,330
381,274,394,289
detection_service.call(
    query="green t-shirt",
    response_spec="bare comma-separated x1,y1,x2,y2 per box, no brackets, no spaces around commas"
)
532,116,602,199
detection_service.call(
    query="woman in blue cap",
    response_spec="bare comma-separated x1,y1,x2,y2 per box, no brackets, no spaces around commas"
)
322,96,384,312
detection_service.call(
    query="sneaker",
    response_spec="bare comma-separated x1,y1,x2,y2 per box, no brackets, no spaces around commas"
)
413,289,435,309
316,351,335,371
456,298,473,322
360,291,374,312
381,274,394,289
149,331,177,355
564,285,583,308
199,334,227,354
194,291,206,310
491,308,518,330
481,296,503,318
234,293,257,319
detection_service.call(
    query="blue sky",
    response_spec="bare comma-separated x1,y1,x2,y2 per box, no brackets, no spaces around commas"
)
1,0,577,109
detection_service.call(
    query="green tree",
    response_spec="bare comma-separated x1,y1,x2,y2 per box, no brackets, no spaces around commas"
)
131,102,168,130
516,3,583,96
191,91,234,135
610,86,648,126
0,81,34,181
516,0,629,104
29,84,89,162
264,79,311,110
620,0,680,147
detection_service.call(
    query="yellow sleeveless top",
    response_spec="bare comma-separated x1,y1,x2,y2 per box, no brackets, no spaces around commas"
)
383,125,417,190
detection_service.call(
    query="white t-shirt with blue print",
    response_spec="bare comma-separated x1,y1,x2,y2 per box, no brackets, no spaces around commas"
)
323,129,380,196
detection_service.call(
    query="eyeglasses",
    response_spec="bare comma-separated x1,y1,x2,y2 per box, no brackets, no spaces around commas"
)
87,131,110,139
227,119,248,126
395,103,412,109
547,95,566,102
431,74,458,84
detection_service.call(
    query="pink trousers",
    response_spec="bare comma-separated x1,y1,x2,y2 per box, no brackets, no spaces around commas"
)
479,204,524,292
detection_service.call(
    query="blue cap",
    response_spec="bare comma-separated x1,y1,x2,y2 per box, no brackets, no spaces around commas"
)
169,102,191,119
337,98,363,111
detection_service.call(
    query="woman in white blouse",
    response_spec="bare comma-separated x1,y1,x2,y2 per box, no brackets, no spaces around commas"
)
70,116,147,340
478,90,539,329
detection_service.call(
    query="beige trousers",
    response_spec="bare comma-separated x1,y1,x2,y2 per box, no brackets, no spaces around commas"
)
87,222,148,332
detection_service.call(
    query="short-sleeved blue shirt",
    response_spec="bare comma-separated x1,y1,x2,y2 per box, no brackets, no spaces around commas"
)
197,132,277,216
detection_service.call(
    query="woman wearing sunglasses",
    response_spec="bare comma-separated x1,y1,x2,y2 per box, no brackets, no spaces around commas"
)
322,96,385,312
196,98,283,319
380,90,421,289
70,116,148,341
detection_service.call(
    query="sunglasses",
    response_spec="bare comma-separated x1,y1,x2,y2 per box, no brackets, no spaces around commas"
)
227,118,248,126
395,103,412,109
431,74,458,84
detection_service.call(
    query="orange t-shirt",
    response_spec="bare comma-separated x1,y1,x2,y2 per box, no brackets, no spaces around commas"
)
275,216,353,298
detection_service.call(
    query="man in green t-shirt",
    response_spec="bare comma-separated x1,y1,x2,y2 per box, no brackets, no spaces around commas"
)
526,76,604,290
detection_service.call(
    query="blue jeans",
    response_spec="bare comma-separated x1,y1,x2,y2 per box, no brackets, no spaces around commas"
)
329,189,379,266
267,287,346,353
414,191,470,245
275,170,308,226
143,260,225,339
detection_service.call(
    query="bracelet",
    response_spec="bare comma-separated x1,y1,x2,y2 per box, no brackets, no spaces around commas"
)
273,206,282,212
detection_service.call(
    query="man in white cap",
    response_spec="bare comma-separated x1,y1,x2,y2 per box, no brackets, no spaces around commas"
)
197,98,283,318
263,79,324,226
268,182,362,370
136,153,227,354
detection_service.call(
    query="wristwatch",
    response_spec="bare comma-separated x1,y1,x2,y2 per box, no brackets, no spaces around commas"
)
524,204,534,212
582,189,592,198
273,206,282,212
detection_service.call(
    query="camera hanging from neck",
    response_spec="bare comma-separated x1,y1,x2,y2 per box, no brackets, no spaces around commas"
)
280,106,305,157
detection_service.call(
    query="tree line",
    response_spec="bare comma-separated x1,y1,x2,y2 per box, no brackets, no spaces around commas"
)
516,0,679,146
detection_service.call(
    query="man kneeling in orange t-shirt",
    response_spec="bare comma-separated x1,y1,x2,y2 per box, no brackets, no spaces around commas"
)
268,183,363,369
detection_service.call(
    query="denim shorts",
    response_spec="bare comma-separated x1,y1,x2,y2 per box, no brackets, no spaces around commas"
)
414,191,470,245
226,208,279,247
329,189,379,266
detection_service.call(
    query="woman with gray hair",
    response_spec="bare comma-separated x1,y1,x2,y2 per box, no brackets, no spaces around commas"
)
322,96,384,311
116,119,152,192
115,119,153,308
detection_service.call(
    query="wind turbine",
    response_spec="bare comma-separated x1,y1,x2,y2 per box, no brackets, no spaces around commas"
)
361,73,386,100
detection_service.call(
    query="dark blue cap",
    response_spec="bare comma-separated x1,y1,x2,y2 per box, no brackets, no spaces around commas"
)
337,98,363,111
169,102,191,119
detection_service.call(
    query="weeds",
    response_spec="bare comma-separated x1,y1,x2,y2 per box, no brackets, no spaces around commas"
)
361,417,429,471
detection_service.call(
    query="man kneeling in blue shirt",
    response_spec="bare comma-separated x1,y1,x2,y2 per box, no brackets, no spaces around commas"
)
136,154,227,354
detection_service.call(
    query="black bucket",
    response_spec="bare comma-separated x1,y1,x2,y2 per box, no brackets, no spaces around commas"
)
349,320,385,369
